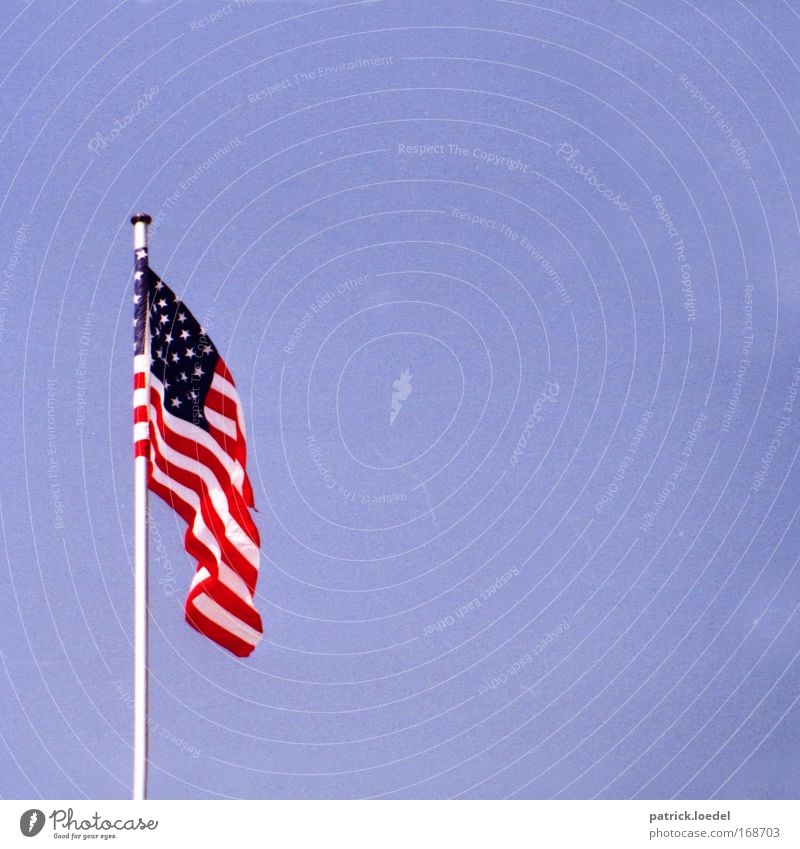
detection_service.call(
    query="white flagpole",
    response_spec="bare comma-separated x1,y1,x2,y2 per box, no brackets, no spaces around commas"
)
131,213,152,801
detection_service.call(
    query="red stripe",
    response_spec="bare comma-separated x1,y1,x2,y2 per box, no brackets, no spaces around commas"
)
148,390,259,542
148,415,259,591
140,356,262,658
204,389,244,456
204,388,254,507
149,438,259,592
150,473,262,655
149,421,258,559
204,388,247,462
184,599,255,657
198,578,262,632
206,420,238,460
148,475,221,576
215,360,235,386
150,456,263,648
150,402,261,570
242,475,254,509
204,386,242,423
209,368,255,506
148,385,251,517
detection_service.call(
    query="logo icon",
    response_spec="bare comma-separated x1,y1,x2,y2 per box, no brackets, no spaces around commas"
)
390,368,413,426
20,809,45,837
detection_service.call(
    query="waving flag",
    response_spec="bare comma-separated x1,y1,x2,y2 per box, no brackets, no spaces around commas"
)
133,244,262,657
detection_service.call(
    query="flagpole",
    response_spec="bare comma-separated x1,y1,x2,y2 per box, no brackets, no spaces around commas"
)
131,213,152,801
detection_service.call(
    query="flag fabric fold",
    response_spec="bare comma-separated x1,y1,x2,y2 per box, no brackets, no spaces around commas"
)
133,246,262,657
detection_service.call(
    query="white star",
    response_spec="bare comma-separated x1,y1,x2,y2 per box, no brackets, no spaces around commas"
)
164,333,173,344
134,271,143,281
179,329,190,340
155,279,163,290
185,347,196,358
136,249,147,260
159,314,169,324
179,372,188,381
193,365,204,377
171,353,180,363
170,397,182,408
157,298,167,309
177,312,187,322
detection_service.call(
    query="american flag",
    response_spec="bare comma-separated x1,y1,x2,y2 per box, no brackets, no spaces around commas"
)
133,244,263,657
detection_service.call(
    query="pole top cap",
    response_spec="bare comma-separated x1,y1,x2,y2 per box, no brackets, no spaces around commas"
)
130,213,152,226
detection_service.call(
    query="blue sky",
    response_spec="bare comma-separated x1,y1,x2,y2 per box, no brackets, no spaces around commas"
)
1,0,799,799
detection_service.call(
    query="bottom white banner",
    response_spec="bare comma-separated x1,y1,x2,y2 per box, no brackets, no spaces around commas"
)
2,800,795,848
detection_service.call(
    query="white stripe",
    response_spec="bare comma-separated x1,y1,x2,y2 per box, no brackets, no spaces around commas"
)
149,411,259,570
134,354,148,373
191,593,261,646
211,370,238,400
211,372,247,438
149,464,256,605
191,566,211,590
133,388,148,408
133,421,149,441
206,380,240,423
205,406,237,438
150,373,247,494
